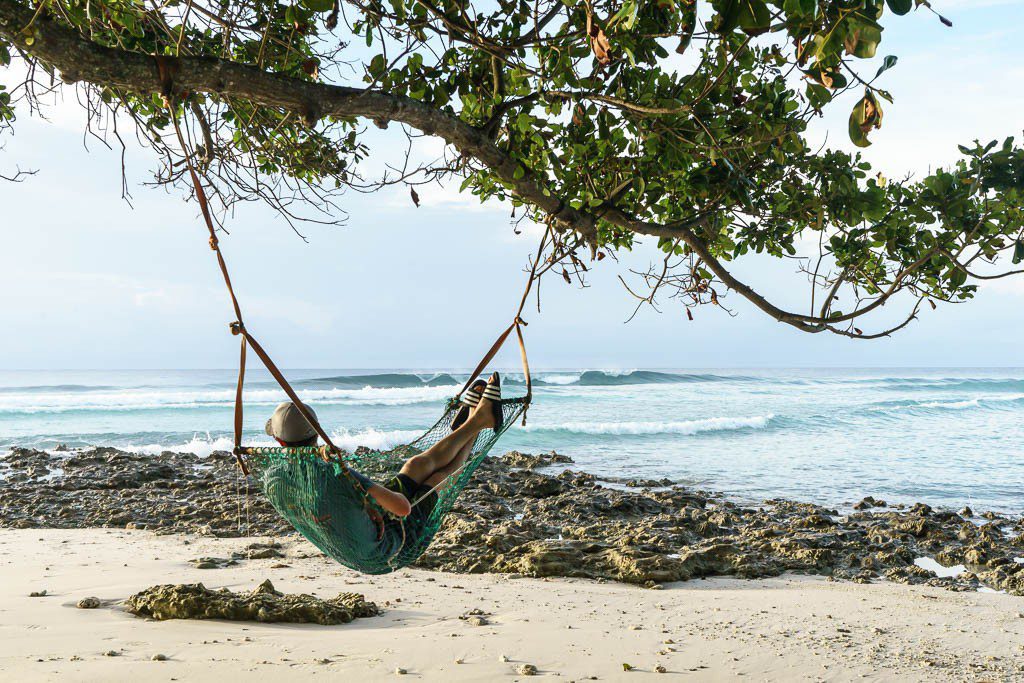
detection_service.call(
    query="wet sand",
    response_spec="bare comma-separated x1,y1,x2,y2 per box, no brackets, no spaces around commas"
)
1,528,1022,682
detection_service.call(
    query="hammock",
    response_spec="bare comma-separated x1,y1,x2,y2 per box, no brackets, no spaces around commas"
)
233,313,536,574
161,89,546,574
237,395,529,574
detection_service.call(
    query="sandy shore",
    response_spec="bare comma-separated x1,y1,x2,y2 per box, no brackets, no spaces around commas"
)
1,529,1022,681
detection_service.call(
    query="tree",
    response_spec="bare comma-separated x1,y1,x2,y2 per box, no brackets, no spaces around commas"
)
1,0,1021,337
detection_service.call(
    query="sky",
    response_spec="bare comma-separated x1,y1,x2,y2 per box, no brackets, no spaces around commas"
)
0,1,1022,370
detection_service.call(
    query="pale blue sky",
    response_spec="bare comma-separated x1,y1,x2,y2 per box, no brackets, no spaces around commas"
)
1,1,1022,370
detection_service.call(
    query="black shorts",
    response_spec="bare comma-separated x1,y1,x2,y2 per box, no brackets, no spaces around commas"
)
383,473,437,516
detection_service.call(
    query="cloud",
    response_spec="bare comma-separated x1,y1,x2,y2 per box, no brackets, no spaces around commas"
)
1,269,334,332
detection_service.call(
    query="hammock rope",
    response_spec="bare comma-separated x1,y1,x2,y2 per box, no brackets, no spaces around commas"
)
159,81,545,573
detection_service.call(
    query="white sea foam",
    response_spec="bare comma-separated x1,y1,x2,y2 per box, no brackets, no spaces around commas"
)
915,398,982,410
0,385,455,413
538,374,582,385
522,415,773,436
868,393,1024,415
329,427,423,452
122,427,423,458
598,368,639,377
914,556,966,578
125,434,267,458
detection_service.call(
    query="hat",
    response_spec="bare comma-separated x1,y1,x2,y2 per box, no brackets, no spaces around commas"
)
265,401,319,444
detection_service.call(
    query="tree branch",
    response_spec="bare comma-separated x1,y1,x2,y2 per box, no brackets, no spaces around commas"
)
0,0,979,339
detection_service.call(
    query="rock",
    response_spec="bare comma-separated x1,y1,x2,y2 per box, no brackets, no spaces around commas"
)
468,616,488,626
77,596,101,609
655,665,668,673
518,663,538,675
235,542,286,560
622,663,634,671
125,580,378,625
960,506,973,518
624,478,674,488
394,667,407,675
152,653,168,661
28,590,47,597
191,557,238,569
501,451,573,469
853,496,887,510
104,650,120,657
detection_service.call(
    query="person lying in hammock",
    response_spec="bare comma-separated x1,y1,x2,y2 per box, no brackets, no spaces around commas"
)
265,373,503,526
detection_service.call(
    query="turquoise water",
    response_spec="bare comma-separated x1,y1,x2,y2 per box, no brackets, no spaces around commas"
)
1,368,1022,512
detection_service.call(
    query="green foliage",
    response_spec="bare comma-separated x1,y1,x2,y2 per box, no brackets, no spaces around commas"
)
3,0,1023,332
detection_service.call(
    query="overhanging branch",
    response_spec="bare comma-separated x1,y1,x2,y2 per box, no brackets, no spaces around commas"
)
0,0,939,337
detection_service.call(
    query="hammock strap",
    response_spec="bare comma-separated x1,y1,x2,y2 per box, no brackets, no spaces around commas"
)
456,321,518,398
237,330,348,464
455,225,549,405
233,336,249,474
161,87,350,473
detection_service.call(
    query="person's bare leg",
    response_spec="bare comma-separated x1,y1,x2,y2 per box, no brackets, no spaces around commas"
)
423,439,475,490
400,388,497,483
399,420,484,483
423,452,472,492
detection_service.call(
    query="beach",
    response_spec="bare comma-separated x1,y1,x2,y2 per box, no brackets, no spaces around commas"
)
2,528,1022,681
1,444,1024,681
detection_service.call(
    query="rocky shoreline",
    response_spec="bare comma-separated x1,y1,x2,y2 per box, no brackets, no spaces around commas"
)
1,446,1022,595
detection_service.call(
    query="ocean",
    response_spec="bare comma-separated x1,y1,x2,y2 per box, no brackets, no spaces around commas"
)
1,368,1022,513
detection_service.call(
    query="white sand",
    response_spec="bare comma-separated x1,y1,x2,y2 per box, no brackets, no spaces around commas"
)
1,529,1022,681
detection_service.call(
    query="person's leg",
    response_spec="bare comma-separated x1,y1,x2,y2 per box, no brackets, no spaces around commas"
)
423,439,475,488
399,421,482,483
422,440,474,490
400,381,498,484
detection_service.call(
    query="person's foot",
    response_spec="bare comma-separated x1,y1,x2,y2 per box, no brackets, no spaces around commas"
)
470,372,503,431
451,380,486,431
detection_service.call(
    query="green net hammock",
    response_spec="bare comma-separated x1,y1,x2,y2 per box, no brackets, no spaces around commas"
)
165,104,545,576
238,394,529,574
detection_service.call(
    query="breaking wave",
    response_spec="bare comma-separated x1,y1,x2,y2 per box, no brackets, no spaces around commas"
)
522,415,774,436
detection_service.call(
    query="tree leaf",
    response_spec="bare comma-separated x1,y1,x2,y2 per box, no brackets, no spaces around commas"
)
848,90,883,147
783,0,815,17
886,0,912,15
302,0,335,12
875,55,897,78
715,0,742,34
1013,239,1024,265
738,0,771,35
676,13,695,54
587,12,612,65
